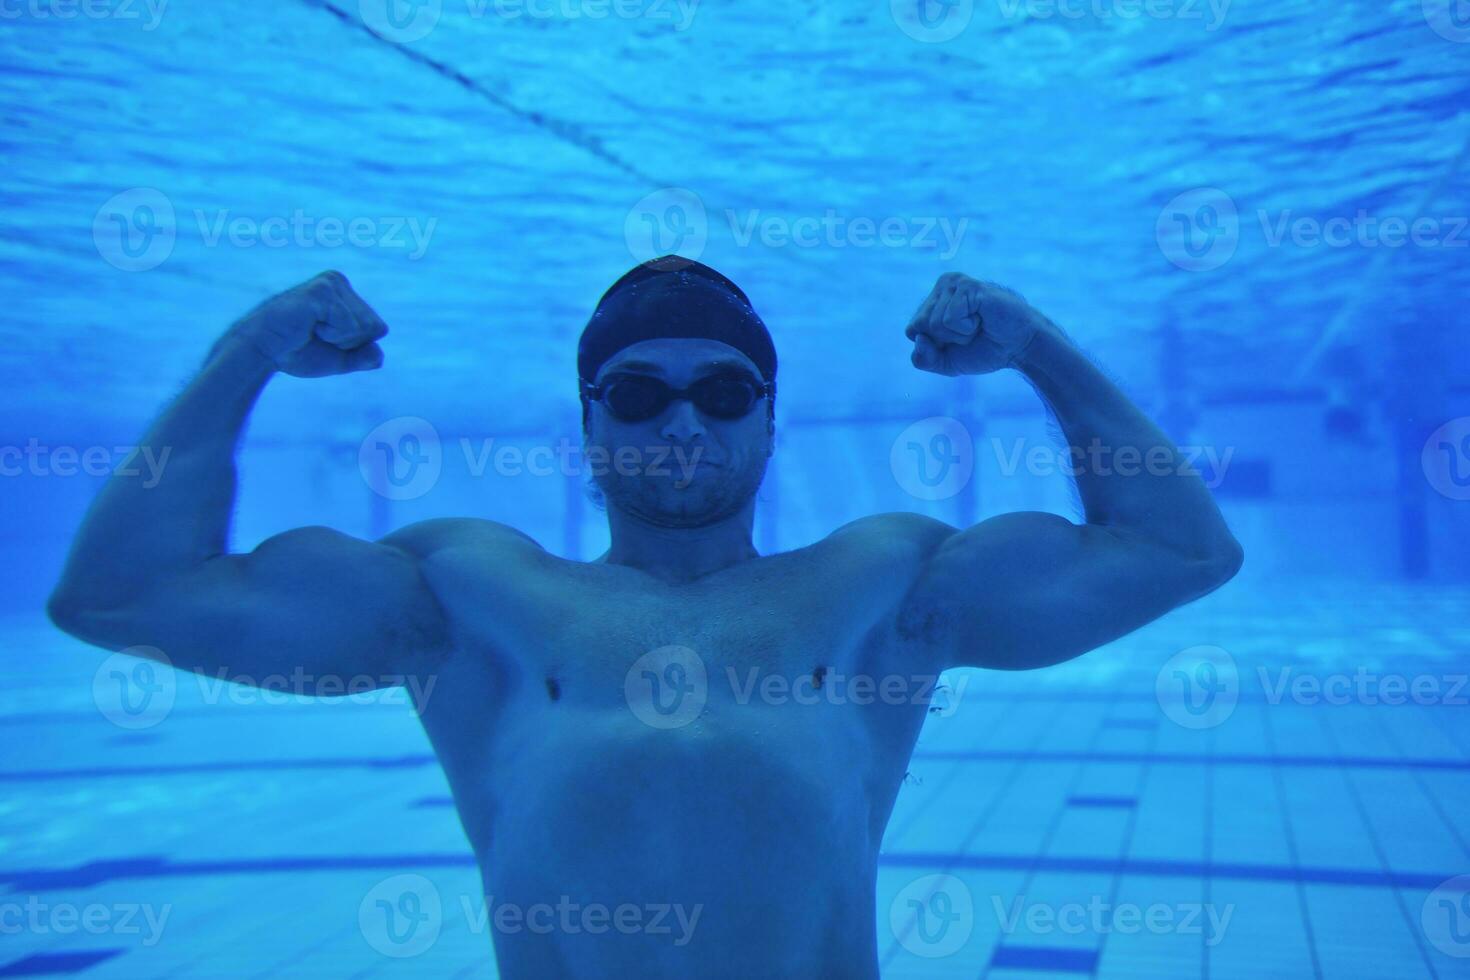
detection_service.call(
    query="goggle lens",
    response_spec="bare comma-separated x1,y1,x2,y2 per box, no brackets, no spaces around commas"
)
600,373,763,422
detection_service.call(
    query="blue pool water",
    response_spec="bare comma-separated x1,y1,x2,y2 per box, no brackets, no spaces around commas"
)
4,0,1470,977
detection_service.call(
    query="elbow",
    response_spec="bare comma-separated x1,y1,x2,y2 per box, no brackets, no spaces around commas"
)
1218,535,1245,577
1159,536,1243,599
46,588,133,652
46,588,85,635
46,582,111,638
1199,537,1244,589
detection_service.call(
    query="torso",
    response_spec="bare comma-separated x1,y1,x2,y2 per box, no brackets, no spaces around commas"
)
406,519,947,979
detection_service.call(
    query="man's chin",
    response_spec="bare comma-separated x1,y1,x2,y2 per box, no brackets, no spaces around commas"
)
649,492,723,527
622,484,740,528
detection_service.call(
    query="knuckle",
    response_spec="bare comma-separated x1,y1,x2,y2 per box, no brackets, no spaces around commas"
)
313,270,349,295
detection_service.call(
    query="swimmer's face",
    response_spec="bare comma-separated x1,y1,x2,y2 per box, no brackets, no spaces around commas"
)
584,338,774,528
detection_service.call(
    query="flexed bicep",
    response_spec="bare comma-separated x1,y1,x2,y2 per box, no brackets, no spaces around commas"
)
56,523,453,695
897,512,1234,672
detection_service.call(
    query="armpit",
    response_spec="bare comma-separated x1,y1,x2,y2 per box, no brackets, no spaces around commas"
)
894,592,954,650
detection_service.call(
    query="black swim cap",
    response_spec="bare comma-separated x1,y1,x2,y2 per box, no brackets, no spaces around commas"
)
577,256,778,386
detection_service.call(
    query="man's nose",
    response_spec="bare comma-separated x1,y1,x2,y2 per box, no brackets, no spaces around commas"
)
659,398,706,440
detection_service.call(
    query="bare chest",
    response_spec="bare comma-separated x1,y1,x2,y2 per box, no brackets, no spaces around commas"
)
413,539,939,868
437,545,916,708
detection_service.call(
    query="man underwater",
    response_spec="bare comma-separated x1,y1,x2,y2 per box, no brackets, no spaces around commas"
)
48,257,1243,977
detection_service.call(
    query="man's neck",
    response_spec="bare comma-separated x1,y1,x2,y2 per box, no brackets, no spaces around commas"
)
598,503,760,584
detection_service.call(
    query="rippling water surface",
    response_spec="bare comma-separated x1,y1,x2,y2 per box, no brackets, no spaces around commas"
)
2,0,1467,438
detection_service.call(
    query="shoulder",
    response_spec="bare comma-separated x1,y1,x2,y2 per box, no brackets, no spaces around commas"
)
379,517,546,562
824,512,959,557
817,513,962,614
818,515,963,676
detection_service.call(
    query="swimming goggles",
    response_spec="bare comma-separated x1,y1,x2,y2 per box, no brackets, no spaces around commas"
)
580,370,774,423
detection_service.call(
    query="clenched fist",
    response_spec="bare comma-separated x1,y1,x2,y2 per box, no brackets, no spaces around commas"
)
904,273,1059,376
217,270,388,378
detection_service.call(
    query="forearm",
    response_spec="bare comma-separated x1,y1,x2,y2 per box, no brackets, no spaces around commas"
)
49,337,276,613
1012,325,1240,562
